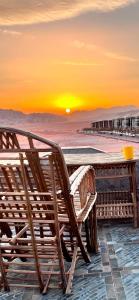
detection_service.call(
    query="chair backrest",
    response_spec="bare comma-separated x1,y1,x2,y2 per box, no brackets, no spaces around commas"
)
0,127,78,227
0,127,70,195
0,128,72,291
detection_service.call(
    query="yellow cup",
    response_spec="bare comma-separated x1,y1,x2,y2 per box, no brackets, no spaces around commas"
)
122,146,134,160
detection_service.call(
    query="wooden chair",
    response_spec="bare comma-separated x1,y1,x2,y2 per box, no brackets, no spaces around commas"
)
95,162,137,227
0,127,97,294
67,161,138,227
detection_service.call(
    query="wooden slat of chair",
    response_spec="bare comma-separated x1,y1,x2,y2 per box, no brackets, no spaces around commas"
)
27,154,89,288
48,155,67,293
20,153,48,292
25,151,97,292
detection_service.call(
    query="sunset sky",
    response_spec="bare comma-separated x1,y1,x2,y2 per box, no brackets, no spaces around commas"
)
0,0,139,114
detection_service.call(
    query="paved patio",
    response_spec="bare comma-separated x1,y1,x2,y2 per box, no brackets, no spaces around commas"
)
1,222,139,300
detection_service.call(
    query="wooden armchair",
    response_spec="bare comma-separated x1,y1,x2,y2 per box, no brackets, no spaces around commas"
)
0,127,97,294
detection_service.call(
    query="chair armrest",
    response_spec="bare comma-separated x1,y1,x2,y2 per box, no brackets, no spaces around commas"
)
70,165,96,210
69,166,89,186
70,165,95,195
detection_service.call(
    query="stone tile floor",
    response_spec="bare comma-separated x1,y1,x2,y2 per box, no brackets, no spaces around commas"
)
1,222,139,300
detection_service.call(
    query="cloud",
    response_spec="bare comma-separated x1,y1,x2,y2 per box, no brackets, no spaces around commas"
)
72,40,98,50
0,28,22,36
55,60,103,67
72,39,139,63
105,51,138,62
0,0,137,26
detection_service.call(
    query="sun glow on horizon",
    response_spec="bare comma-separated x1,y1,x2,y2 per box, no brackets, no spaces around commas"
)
66,108,71,114
55,94,83,112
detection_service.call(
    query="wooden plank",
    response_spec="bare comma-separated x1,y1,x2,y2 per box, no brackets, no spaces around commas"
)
95,174,132,179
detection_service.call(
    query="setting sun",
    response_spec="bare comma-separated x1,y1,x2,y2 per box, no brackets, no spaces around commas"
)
55,94,83,113
66,108,71,114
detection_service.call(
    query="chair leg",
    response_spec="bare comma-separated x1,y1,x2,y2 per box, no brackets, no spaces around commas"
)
131,193,138,228
92,204,98,253
85,218,93,253
0,249,10,292
75,224,91,263
85,205,98,253
55,231,67,292
66,245,78,294
42,266,53,295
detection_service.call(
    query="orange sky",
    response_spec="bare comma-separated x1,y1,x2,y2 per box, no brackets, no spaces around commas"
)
0,1,139,114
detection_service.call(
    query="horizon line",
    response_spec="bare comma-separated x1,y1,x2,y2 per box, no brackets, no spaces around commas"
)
0,104,138,115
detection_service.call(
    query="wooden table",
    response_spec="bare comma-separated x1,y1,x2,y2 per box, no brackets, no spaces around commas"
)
64,152,139,167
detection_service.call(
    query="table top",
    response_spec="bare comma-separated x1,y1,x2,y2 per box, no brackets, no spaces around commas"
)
64,152,139,166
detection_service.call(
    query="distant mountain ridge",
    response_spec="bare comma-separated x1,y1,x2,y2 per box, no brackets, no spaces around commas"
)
0,106,139,127
68,106,139,122
0,109,66,125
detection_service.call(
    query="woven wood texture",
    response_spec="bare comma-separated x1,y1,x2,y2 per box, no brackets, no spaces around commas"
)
95,162,137,227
